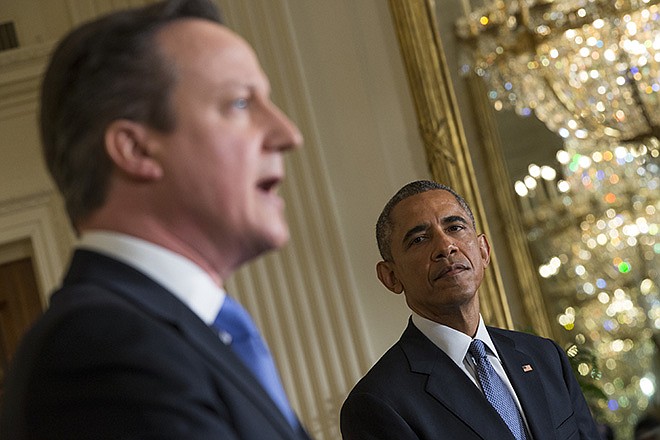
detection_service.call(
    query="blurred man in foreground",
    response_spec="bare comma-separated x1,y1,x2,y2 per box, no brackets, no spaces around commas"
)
1,1,309,438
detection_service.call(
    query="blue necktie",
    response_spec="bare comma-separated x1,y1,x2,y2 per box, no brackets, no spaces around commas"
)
469,339,529,440
212,296,299,429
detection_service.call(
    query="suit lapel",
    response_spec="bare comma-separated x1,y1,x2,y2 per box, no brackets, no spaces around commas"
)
401,322,516,440
64,250,300,439
170,308,301,439
489,328,555,440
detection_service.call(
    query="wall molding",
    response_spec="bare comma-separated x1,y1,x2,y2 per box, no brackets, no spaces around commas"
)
0,42,53,120
0,191,73,305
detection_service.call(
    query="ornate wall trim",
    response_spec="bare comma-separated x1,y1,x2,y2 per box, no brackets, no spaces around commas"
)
0,192,73,305
0,42,53,120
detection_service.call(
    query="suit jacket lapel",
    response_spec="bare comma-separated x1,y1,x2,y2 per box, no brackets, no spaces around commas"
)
489,328,555,440
171,308,301,439
401,322,516,440
64,250,300,439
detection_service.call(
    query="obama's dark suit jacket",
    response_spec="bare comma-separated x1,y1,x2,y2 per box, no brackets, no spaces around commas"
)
1,250,310,440
341,320,600,440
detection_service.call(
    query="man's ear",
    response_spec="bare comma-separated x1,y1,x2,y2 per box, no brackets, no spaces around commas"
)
104,119,163,181
376,260,404,294
477,233,491,266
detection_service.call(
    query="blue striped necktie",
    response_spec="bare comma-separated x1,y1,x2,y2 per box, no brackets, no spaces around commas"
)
469,339,529,440
212,295,299,429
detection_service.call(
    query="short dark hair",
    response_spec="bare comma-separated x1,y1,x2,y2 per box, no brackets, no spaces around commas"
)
40,0,222,227
376,180,476,261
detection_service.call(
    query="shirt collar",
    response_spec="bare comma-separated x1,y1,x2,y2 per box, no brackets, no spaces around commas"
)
78,230,225,325
411,312,501,367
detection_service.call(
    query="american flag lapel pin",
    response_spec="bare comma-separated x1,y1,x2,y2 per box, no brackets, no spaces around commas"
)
522,364,533,372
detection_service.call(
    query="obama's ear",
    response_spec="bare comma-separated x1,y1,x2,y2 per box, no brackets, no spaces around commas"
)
376,260,404,294
104,119,163,181
477,233,491,266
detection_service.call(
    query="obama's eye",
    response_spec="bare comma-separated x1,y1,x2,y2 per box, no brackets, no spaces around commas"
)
407,236,427,248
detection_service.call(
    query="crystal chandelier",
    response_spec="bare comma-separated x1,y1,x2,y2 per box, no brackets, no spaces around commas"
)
513,138,659,437
456,0,660,142
456,1,660,438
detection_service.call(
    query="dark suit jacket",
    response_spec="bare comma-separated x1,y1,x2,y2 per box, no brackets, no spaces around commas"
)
1,250,310,440
341,320,600,440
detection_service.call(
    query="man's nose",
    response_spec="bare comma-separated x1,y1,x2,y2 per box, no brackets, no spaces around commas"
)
431,234,457,260
264,102,303,152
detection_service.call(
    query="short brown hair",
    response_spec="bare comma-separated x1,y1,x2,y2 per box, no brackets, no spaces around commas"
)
40,0,221,227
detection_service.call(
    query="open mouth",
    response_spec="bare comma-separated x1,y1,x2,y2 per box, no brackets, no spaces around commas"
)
257,176,281,193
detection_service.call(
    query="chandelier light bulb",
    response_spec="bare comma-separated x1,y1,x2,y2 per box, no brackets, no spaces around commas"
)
524,175,537,189
557,180,571,192
541,166,557,180
528,164,541,177
557,150,571,164
514,180,529,196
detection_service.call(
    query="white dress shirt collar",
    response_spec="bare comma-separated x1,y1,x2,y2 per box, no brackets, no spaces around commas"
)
78,230,225,325
411,311,532,434
411,312,501,368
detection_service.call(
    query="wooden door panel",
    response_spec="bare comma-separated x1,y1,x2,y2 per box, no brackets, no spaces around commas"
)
0,258,43,390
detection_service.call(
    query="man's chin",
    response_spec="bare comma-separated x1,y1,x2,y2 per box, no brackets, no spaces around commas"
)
269,231,290,250
257,224,290,253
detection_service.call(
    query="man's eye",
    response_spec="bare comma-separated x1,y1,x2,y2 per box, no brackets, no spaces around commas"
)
232,98,249,109
447,225,465,232
410,236,425,245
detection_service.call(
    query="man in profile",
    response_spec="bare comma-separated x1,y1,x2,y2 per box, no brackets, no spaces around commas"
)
0,1,310,439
